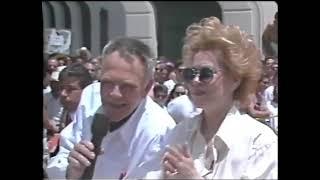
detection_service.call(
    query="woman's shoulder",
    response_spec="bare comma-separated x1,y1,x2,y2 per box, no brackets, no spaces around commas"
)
238,113,277,139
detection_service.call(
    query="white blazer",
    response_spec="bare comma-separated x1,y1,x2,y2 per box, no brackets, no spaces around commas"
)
47,82,176,179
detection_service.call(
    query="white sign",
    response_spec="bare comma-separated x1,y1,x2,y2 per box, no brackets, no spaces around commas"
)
44,28,72,54
49,34,64,46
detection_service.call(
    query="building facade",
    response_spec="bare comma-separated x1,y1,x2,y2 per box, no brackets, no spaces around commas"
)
42,1,278,59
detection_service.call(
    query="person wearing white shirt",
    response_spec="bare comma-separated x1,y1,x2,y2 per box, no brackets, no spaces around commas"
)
264,85,274,103
167,94,195,124
266,83,278,133
153,84,169,110
164,79,176,95
145,17,277,179
65,37,176,179
46,82,101,178
44,70,65,124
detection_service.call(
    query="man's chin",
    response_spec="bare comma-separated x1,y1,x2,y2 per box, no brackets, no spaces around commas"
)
103,108,129,122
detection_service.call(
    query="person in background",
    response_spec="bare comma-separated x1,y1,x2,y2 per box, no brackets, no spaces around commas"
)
167,94,195,124
172,61,186,83
90,56,101,68
246,75,272,121
266,73,278,133
90,56,103,81
163,61,176,94
154,60,171,84
148,60,169,99
43,55,52,94
84,62,98,82
44,68,65,133
151,60,176,97
43,56,59,178
47,58,59,75
59,63,93,129
55,54,72,67
166,83,188,106
145,16,277,179
262,12,278,58
78,47,92,63
57,57,66,66
46,81,102,178
264,57,277,81
71,56,84,64
264,67,278,105
153,84,169,109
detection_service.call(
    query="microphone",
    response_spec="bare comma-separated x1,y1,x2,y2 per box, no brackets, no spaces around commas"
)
81,113,109,179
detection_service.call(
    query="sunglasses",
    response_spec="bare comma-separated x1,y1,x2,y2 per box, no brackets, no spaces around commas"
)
173,91,186,96
155,68,167,73
155,94,167,99
182,67,217,83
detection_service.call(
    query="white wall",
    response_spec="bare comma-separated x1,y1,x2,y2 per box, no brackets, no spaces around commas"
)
259,1,278,29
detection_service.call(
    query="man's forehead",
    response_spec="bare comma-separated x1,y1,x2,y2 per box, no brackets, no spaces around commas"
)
61,77,80,86
48,59,58,62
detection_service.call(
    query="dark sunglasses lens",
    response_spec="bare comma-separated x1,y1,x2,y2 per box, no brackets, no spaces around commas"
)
175,92,186,96
199,67,214,82
183,68,196,82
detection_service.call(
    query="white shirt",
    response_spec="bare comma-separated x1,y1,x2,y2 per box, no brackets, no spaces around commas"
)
88,97,176,179
43,86,51,94
47,82,102,178
164,79,176,95
47,87,176,179
167,95,196,124
146,106,278,179
264,86,274,104
267,101,278,133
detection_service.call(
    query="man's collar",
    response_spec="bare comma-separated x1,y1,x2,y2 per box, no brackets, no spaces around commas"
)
119,97,147,146
94,97,148,146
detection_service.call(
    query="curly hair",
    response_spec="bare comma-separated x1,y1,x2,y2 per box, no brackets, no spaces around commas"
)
182,16,263,103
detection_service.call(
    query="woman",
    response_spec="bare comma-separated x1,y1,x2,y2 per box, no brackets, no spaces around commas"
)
246,75,272,120
146,16,277,179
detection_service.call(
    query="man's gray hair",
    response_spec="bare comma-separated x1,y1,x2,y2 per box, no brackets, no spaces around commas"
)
102,37,155,81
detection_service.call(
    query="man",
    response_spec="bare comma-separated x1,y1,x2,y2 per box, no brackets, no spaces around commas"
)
46,63,93,176
49,37,176,179
58,63,93,129
46,82,101,178
44,69,65,127
47,58,59,74
153,84,168,109
78,47,92,62
84,62,98,82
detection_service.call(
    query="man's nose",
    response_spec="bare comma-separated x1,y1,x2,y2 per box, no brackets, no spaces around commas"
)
60,89,68,97
109,85,122,98
190,74,201,86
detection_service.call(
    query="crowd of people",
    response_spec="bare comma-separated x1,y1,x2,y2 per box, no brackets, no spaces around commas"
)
43,13,278,179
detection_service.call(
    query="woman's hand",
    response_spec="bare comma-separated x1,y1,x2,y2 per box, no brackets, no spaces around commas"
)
162,144,203,179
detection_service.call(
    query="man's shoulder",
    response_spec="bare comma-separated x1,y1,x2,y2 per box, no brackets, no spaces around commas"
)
141,97,176,130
